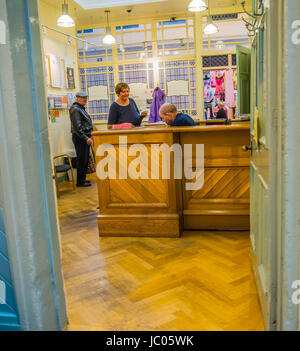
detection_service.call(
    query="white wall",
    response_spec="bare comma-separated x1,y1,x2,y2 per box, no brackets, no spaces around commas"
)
39,0,80,157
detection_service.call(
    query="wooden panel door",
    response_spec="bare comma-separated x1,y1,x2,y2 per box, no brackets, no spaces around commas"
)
244,16,276,329
237,45,251,116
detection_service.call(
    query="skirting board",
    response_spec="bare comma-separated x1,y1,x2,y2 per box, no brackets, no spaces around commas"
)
97,214,181,237
184,215,250,230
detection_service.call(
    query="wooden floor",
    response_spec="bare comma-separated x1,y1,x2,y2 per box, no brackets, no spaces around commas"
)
57,177,265,331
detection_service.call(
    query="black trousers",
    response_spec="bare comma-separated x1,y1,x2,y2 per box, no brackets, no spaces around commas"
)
72,133,90,184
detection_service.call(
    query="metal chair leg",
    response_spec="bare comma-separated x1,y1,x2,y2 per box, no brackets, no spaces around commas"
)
53,165,60,198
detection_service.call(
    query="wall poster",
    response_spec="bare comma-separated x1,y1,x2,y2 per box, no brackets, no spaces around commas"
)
49,54,64,88
66,67,75,89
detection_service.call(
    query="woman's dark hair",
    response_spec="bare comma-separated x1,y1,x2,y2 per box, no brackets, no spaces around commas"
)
115,82,130,95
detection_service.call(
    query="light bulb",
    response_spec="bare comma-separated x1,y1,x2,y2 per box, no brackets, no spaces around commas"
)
57,3,75,28
188,0,208,12
204,16,218,35
103,34,116,45
57,14,75,27
103,11,116,46
103,26,116,45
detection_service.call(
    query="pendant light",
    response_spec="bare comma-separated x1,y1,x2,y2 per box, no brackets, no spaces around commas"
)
204,0,218,35
103,10,116,45
57,0,75,28
188,0,208,12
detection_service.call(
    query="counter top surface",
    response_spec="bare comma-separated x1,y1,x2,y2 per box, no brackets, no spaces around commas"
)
92,122,250,136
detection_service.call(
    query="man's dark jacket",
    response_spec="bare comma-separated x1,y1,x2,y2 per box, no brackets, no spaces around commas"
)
70,102,93,141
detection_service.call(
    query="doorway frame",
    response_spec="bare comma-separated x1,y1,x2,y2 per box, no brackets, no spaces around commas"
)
0,0,67,331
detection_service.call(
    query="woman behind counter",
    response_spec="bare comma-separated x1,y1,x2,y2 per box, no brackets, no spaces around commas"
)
107,82,147,128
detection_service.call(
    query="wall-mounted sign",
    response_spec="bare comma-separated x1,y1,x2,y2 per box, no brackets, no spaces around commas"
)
88,85,108,101
167,80,189,96
61,96,68,109
49,55,64,88
66,67,75,89
48,95,69,110
44,56,50,87
54,97,62,109
49,110,56,123
128,83,152,111
48,96,55,109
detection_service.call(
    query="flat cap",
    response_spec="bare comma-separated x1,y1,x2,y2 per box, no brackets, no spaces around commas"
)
76,91,89,98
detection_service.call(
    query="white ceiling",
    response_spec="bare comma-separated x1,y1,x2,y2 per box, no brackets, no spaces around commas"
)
40,0,252,26
74,0,168,10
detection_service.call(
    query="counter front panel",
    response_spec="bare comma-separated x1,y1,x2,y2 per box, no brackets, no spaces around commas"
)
93,123,250,237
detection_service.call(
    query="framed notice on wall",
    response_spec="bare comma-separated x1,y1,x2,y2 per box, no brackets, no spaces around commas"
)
66,67,75,89
44,56,50,87
49,54,64,88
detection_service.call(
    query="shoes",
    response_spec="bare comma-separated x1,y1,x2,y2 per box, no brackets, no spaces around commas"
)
76,181,91,187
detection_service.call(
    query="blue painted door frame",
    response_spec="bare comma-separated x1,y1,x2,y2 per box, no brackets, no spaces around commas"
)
0,0,67,330
0,209,20,331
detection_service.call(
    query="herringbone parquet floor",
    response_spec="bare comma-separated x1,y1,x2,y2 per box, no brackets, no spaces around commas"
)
57,177,265,331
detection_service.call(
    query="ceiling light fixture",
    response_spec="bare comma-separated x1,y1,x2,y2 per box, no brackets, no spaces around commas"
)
188,0,208,12
57,0,75,28
204,0,218,35
103,10,116,45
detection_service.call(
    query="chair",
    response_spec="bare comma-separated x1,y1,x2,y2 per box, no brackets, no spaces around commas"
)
53,154,75,197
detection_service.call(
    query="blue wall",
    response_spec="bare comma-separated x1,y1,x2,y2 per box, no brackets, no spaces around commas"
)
0,208,20,331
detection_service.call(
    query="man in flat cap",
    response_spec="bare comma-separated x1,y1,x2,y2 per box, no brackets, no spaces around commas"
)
70,92,94,187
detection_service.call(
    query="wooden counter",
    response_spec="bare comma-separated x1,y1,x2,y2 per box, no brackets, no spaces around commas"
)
195,119,250,125
92,123,250,237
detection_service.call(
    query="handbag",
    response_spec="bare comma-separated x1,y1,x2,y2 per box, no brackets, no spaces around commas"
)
87,145,96,174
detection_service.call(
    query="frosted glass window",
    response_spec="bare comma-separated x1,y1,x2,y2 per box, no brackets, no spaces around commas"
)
83,28,104,36
163,27,187,40
123,32,145,44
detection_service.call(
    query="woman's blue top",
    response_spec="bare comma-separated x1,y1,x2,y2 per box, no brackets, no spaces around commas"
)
108,98,142,126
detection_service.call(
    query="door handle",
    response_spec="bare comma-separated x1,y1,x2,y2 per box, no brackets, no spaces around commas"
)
242,145,256,151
